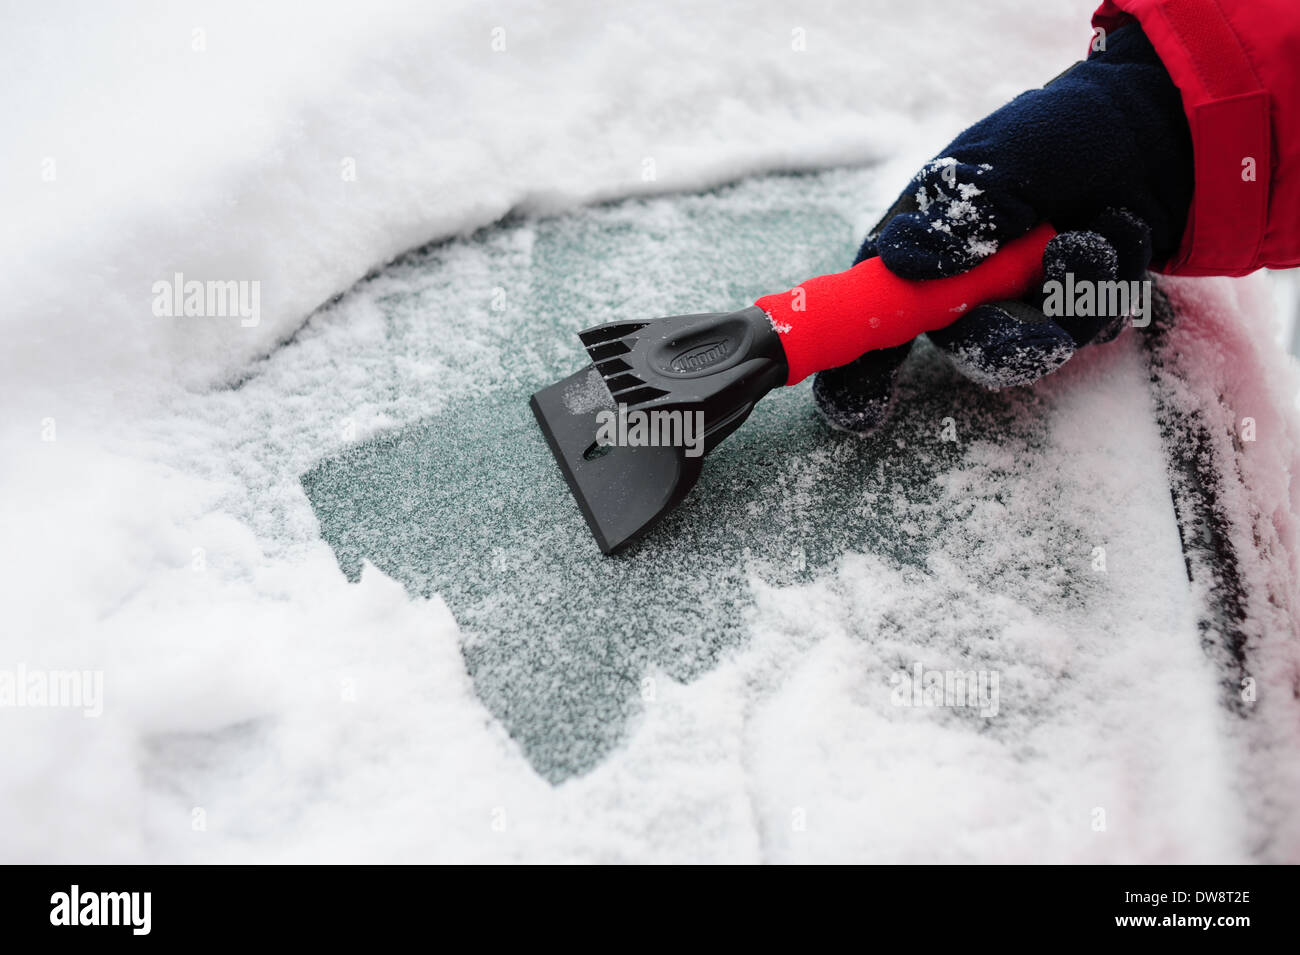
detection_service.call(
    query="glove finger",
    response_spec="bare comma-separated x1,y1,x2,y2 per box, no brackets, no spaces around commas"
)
927,300,1075,389
876,211,987,280
1037,229,1122,347
852,187,924,265
875,158,1036,280
1084,208,1153,342
1088,207,1153,282
812,340,913,435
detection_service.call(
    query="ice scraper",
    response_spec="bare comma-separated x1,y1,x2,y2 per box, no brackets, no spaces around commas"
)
531,221,1056,554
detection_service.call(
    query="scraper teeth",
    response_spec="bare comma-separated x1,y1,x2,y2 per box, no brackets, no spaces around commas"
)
578,321,648,348
585,340,632,363
611,384,669,407
603,372,643,392
579,321,651,365
596,357,632,375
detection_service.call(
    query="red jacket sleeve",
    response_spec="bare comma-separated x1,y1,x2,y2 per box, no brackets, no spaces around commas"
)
1093,0,1300,276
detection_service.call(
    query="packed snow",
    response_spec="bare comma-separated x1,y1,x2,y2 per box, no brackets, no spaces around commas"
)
3,0,1299,863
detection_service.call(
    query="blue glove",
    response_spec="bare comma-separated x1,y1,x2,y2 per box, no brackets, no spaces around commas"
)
815,22,1192,434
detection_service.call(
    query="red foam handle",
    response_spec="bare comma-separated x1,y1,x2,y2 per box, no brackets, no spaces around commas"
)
755,222,1057,386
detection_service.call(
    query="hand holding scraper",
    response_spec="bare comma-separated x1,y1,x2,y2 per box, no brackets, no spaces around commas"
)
531,222,1055,554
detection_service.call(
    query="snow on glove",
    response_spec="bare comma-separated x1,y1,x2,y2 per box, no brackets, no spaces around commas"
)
815,22,1192,435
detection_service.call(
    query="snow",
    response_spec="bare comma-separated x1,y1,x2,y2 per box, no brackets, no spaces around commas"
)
1153,275,1300,856
4,0,1300,863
